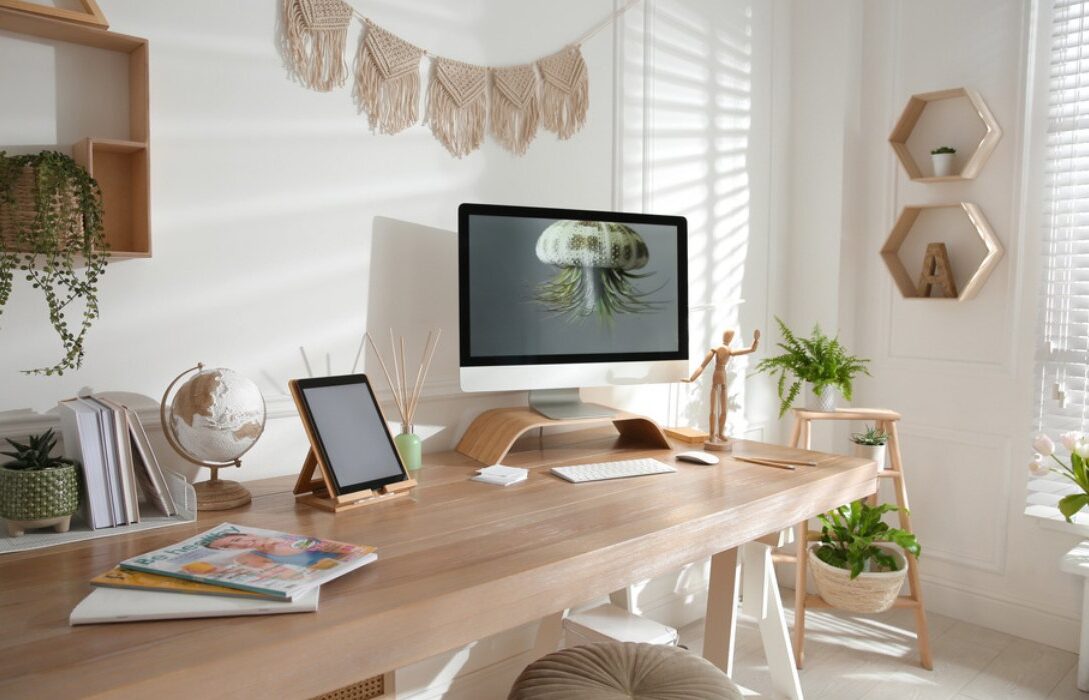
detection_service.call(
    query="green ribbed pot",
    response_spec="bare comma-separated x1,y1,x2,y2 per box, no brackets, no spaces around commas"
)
0,465,80,521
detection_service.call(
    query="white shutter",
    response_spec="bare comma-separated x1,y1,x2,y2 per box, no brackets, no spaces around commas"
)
1028,0,1089,530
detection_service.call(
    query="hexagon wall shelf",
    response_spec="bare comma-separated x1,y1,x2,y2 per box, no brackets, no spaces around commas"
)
880,203,1004,301
888,88,1001,182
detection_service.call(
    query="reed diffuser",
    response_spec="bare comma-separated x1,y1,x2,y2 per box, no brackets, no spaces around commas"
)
365,329,441,471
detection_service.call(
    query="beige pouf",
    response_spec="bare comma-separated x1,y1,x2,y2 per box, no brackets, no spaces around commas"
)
508,642,743,700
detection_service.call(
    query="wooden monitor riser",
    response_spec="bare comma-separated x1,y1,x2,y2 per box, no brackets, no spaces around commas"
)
455,406,671,465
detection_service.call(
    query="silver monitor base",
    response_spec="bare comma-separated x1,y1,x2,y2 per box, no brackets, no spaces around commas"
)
528,388,616,420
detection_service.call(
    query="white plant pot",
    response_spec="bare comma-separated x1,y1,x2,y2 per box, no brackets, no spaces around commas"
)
806,384,837,412
852,442,887,471
931,152,955,177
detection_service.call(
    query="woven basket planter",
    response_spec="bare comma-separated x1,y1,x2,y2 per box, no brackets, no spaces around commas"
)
809,544,906,613
0,465,80,522
0,165,85,251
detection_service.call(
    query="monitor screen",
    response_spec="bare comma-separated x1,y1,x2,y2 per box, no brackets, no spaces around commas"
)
459,204,687,368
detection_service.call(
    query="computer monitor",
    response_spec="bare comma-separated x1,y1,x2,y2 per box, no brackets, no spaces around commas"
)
458,203,688,419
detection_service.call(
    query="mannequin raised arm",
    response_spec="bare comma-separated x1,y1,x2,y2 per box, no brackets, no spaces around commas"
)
733,329,761,357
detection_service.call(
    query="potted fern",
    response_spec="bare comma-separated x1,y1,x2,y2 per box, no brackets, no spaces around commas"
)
851,425,888,470
0,429,81,537
0,150,108,375
810,501,921,613
754,317,870,416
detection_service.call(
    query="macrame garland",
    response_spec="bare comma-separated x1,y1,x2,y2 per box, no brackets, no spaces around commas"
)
538,47,589,140
283,0,354,91
355,21,425,134
427,58,487,158
489,64,540,156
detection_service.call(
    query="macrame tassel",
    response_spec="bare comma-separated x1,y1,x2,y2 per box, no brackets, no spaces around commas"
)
489,64,540,156
427,58,487,158
538,47,589,140
282,0,353,92
354,21,424,134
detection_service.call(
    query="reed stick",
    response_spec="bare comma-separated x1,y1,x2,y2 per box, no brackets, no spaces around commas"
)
406,329,441,424
365,333,405,422
399,337,408,425
407,331,433,424
389,328,404,416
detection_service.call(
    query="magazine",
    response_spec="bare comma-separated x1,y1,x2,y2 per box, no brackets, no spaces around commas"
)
91,567,282,601
119,523,377,599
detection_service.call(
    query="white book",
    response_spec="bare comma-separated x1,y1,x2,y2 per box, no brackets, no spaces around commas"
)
69,586,320,625
124,407,176,516
94,397,140,523
82,398,127,525
57,400,111,530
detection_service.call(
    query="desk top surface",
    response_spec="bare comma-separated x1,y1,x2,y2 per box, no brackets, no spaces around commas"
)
0,428,876,699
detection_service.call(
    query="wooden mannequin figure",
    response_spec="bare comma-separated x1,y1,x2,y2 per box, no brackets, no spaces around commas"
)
685,329,760,452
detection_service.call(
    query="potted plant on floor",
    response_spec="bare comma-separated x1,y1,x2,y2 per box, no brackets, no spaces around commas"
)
809,500,921,613
0,150,108,375
0,429,81,537
1029,432,1089,522
754,316,870,416
930,146,956,177
851,425,888,470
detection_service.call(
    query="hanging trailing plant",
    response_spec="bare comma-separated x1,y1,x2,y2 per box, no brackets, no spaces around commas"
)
0,151,108,376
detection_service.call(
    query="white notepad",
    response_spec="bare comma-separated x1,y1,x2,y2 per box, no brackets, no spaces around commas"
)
69,586,320,625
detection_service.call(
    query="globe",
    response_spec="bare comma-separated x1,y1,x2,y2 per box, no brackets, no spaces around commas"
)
167,367,266,464
160,365,266,511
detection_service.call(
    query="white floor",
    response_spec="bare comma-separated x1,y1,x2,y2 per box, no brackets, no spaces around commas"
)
678,591,1082,699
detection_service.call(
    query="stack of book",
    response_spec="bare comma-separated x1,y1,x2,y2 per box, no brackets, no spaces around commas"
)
70,523,378,624
57,396,176,528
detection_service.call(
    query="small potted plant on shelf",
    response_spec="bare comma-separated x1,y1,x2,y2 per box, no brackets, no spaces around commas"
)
810,500,921,613
0,428,81,537
0,150,108,376
851,425,888,470
754,316,870,416
1029,432,1089,522
930,146,956,177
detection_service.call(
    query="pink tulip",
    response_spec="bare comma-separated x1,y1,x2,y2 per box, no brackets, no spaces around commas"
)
1033,433,1056,457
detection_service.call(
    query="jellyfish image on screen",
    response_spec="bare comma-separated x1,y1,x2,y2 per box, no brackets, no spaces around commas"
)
532,220,662,322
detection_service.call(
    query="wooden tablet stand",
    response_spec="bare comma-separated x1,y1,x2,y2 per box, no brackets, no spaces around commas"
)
293,449,416,513
456,406,671,465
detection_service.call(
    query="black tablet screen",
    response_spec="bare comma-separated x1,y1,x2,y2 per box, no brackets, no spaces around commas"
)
300,378,405,492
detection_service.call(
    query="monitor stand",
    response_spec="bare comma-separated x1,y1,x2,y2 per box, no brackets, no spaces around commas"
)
528,388,616,420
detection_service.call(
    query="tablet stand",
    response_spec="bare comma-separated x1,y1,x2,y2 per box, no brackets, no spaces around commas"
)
293,449,416,513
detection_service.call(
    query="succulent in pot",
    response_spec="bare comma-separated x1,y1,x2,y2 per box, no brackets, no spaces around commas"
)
850,425,889,470
930,145,956,177
0,428,81,537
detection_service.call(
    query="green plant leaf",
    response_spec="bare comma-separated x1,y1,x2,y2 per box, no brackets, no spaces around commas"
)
1059,493,1089,522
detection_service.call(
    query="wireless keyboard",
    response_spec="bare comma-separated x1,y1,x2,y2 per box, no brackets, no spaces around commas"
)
550,458,677,483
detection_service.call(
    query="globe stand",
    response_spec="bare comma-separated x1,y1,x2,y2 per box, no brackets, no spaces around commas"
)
194,463,251,511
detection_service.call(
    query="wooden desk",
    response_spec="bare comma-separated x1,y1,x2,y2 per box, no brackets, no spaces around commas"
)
0,428,877,699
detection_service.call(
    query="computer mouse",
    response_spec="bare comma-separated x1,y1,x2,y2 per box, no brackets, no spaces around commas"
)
676,451,719,465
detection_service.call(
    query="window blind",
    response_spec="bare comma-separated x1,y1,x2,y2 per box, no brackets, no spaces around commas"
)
1027,0,1089,528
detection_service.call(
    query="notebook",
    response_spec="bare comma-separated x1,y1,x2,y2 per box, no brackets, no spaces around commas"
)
69,586,319,625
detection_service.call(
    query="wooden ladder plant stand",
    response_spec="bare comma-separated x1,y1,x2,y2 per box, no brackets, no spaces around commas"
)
786,407,933,670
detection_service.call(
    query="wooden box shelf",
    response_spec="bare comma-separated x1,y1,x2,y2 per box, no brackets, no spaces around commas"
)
0,7,150,258
72,139,149,257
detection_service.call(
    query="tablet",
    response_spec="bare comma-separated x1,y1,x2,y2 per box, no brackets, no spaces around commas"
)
289,375,409,494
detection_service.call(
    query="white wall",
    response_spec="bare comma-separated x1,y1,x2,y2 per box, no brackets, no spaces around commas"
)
808,0,1085,652
1,1,789,696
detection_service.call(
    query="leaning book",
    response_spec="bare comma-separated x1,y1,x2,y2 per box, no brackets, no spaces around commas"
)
119,523,377,599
